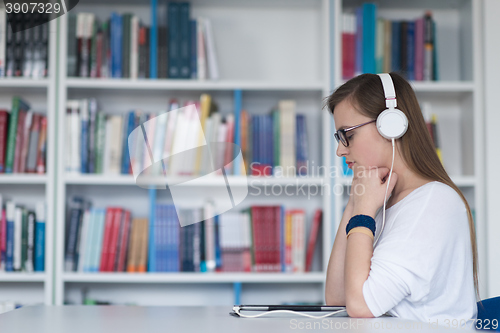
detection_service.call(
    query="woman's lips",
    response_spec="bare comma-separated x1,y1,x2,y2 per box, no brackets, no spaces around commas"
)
347,161,354,169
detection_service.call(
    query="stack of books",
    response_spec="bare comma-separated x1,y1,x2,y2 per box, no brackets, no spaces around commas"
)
65,96,309,177
67,2,218,80
64,197,322,274
342,4,438,81
0,97,48,174
0,11,50,78
0,195,46,272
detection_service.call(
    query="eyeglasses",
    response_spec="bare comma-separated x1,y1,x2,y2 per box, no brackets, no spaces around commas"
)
334,120,376,147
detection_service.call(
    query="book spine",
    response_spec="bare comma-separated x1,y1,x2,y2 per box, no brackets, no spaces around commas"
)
13,110,26,173
305,209,322,272
150,0,158,78
25,210,35,273
179,2,191,78
130,16,139,79
0,8,6,77
95,112,106,174
108,208,122,271
67,15,77,77
36,116,47,174
190,19,197,79
99,207,114,272
116,210,131,272
406,21,415,81
167,2,180,78
13,207,22,271
80,99,89,173
0,110,9,172
5,202,14,272
122,14,131,79
34,202,45,272
65,199,82,271
5,97,20,173
362,3,377,74
26,113,40,173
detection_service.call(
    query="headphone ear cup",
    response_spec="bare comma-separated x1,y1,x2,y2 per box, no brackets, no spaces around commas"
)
376,109,408,139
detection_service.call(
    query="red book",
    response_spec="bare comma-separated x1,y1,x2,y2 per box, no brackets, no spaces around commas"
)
36,116,47,174
116,210,131,272
274,206,282,272
250,206,262,272
99,208,115,272
107,208,123,272
0,110,9,173
13,110,26,173
305,209,322,272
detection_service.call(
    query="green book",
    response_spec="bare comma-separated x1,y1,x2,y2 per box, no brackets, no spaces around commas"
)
5,97,30,173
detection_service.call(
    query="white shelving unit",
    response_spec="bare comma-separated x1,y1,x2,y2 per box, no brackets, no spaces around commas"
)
332,0,486,298
0,20,57,306
55,0,332,306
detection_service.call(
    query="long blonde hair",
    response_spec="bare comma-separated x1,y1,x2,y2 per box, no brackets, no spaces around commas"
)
325,72,480,302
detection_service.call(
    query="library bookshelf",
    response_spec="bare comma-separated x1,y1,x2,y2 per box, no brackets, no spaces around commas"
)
0,20,57,306
0,0,482,307
54,0,332,306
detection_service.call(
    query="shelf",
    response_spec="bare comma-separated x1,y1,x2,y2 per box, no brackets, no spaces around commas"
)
410,81,475,92
0,174,48,184
64,174,325,186
337,175,477,187
65,78,325,91
0,78,50,88
0,273,47,282
62,272,325,283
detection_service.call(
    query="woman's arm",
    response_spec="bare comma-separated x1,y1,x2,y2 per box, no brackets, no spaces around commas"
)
325,201,353,306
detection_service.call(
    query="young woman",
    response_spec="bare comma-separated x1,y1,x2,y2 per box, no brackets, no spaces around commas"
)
324,72,479,323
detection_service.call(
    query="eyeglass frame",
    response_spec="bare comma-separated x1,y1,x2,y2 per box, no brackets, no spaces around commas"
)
334,119,377,147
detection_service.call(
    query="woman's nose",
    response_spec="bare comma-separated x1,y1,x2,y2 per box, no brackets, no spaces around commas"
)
336,142,348,157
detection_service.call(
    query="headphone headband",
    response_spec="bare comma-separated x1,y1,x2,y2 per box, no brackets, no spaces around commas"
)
378,73,397,109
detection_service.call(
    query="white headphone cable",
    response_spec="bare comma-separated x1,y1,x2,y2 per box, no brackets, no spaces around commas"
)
374,138,395,247
232,307,347,319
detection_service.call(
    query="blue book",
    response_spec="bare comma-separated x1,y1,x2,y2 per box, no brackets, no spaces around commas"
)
190,19,197,78
233,90,242,175
214,215,221,270
179,2,191,78
121,111,135,174
80,101,89,173
168,205,180,272
296,115,308,176
34,203,45,272
111,13,123,78
168,2,180,78
148,188,156,272
406,21,415,80
5,202,15,272
92,209,106,272
391,21,401,72
355,7,363,75
362,3,377,74
150,0,158,78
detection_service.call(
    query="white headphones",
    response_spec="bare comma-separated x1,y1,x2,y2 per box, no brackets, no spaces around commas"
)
376,73,408,140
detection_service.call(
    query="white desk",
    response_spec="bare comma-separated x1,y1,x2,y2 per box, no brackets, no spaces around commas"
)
0,305,477,333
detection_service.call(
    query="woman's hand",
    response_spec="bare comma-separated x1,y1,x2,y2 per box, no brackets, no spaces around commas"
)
350,165,398,218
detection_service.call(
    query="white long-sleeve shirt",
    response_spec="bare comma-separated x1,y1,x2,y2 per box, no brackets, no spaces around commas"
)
362,181,477,324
